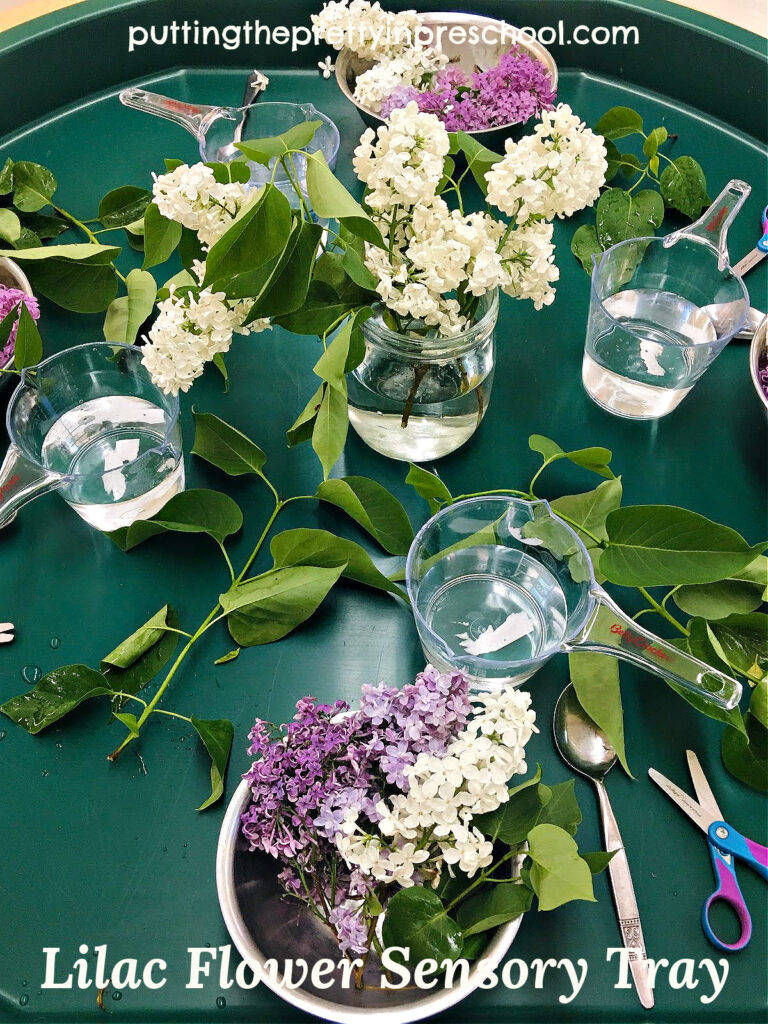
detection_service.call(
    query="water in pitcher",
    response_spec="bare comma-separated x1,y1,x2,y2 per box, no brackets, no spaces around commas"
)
40,395,184,530
583,288,718,419
415,546,568,673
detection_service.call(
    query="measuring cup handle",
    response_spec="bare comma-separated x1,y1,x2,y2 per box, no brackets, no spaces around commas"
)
565,586,742,711
0,443,62,529
663,179,751,270
118,88,221,142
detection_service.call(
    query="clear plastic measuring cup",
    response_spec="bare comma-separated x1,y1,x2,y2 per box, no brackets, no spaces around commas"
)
119,89,341,205
0,343,183,531
583,180,751,419
406,496,742,709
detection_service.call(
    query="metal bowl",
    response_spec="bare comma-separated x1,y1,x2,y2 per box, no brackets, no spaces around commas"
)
0,256,34,381
749,313,768,413
217,778,524,1024
334,11,558,144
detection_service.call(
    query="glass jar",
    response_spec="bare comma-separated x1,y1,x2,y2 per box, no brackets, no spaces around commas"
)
347,290,499,462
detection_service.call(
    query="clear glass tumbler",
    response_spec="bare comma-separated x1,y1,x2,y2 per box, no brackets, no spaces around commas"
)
347,290,498,462
583,180,751,419
0,342,183,531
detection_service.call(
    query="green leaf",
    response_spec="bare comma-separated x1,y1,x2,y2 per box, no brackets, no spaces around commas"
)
212,352,229,392
113,712,140,738
235,120,321,163
594,106,644,140
108,490,242,549
474,769,552,845
673,580,764,620
315,476,413,555
275,279,355,336
191,717,234,811
596,188,664,248
451,131,502,193
287,384,324,446
571,224,603,273
642,126,668,160
244,218,323,321
24,256,118,313
0,665,112,734
214,648,240,665
0,208,21,244
142,202,183,270
270,527,405,596
551,478,623,548
581,851,618,874
312,383,348,480
601,506,766,587
314,319,354,390
708,613,768,683
103,268,156,344
537,780,582,835
527,824,596,911
529,434,563,460
0,157,14,193
405,463,452,514
203,186,293,296
569,652,631,776
98,186,152,228
12,161,57,211
0,243,119,262
721,681,767,792
223,565,344,646
191,410,267,477
669,620,749,736
305,151,382,245
100,605,179,696
381,887,463,965
13,303,42,369
340,243,377,291
457,883,532,937
659,156,709,219
18,211,68,241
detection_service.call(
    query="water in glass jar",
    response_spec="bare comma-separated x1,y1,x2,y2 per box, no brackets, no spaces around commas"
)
583,288,717,419
348,357,493,462
414,545,568,685
40,395,184,530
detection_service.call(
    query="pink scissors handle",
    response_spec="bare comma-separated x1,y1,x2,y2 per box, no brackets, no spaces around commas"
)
703,844,752,951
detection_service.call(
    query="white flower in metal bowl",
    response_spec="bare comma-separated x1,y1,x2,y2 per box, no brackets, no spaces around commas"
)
333,11,558,142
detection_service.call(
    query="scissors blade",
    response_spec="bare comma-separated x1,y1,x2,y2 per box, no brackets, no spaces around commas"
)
732,247,765,277
686,750,724,823
648,768,714,833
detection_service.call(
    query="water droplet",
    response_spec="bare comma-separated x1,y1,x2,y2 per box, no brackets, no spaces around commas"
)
216,996,226,1009
162,846,167,853
180,736,186,743
50,637,61,649
21,980,28,987
183,843,188,848
112,990,122,1001
22,665,42,684
137,754,148,776
0,730,6,740
55,742,62,749
19,994,29,1006
41,769,49,777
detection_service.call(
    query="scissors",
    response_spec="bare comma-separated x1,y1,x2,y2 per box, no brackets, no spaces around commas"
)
732,205,768,277
649,750,768,952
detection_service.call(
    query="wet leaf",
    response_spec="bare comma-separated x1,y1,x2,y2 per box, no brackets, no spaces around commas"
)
315,476,413,555
382,887,463,965
191,716,234,810
0,665,112,734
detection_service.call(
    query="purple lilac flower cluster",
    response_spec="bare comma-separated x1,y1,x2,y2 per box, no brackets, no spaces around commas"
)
758,353,768,401
380,49,556,131
0,286,40,366
240,666,471,954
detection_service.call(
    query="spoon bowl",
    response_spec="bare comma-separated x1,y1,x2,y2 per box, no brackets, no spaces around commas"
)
553,683,617,780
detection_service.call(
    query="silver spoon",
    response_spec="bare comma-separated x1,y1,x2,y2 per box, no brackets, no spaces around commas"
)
553,684,654,1010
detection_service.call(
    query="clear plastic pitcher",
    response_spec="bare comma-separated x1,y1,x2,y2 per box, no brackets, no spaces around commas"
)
583,180,751,419
119,89,340,203
0,343,183,531
406,496,742,709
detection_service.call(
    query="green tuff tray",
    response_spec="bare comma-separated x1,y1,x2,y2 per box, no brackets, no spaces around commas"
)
0,1,766,1022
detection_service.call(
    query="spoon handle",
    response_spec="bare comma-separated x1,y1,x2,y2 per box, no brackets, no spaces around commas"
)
595,780,655,1010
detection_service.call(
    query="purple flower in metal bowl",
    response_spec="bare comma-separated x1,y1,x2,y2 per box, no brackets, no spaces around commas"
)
0,256,39,375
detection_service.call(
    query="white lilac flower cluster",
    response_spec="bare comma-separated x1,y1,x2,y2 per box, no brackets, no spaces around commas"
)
352,101,605,332
152,162,250,249
336,687,537,886
486,104,608,222
141,286,267,396
312,0,446,114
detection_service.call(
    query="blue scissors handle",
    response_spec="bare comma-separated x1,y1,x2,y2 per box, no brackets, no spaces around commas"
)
758,205,768,253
